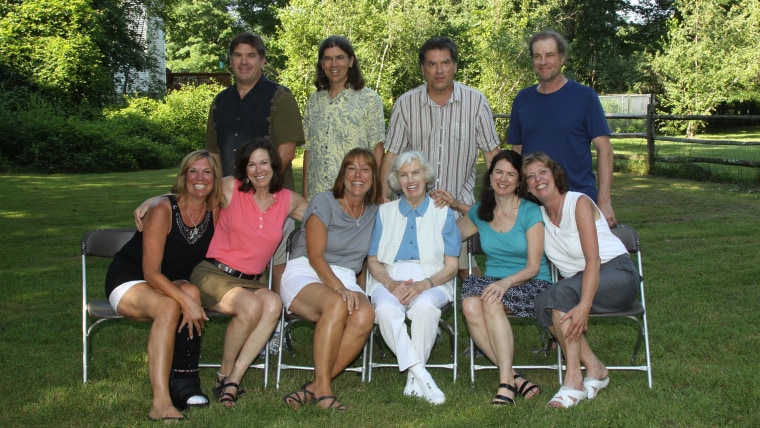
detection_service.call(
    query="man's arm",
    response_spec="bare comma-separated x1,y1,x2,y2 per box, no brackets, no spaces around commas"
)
483,147,500,170
372,143,385,176
205,104,218,153
592,135,617,227
278,141,296,169
379,151,397,201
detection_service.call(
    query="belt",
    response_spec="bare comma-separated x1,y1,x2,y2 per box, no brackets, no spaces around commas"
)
206,258,262,281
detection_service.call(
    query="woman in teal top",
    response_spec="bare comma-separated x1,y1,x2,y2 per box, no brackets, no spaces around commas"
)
439,150,551,406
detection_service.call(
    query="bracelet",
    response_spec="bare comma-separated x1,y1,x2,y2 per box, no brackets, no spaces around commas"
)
425,277,434,288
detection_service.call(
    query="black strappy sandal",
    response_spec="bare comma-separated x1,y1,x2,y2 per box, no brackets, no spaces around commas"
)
514,371,541,399
317,395,347,412
492,383,517,405
283,382,317,409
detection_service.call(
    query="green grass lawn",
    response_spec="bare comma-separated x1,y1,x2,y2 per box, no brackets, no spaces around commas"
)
1,161,758,427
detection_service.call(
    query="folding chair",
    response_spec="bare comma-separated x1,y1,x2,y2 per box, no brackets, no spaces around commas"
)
81,228,135,383
275,229,367,389
466,233,562,384
562,224,652,387
366,275,458,383
81,228,275,386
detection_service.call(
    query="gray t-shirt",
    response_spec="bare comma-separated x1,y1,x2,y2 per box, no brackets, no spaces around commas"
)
290,191,378,274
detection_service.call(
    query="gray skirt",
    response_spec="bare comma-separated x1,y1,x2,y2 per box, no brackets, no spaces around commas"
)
534,254,640,327
460,275,553,318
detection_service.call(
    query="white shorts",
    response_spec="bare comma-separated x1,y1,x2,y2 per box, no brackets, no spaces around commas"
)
108,280,144,314
280,256,364,312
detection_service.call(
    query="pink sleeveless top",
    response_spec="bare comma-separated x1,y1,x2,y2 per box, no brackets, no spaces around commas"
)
207,181,291,274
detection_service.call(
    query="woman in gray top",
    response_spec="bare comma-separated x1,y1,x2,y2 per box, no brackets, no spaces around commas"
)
280,148,382,412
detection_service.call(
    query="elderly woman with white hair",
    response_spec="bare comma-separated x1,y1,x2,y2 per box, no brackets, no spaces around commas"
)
366,150,460,405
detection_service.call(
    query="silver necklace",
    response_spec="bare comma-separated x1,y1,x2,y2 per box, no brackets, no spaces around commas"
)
343,196,364,227
183,199,207,240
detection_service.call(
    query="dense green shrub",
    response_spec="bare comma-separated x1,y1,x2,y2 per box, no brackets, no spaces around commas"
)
1,84,222,173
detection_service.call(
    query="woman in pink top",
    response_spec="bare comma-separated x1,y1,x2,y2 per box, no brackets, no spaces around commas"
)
188,139,307,407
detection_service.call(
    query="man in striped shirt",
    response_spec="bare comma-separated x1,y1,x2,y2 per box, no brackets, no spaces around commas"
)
381,36,500,278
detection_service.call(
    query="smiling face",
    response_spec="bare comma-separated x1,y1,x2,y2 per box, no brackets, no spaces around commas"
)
342,155,373,200
320,46,354,89
421,48,457,94
490,158,520,197
397,159,427,205
185,157,214,198
531,37,565,84
246,148,273,190
523,160,556,201
230,43,265,87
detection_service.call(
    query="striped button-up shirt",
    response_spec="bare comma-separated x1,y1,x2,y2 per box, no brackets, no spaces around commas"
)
385,82,499,207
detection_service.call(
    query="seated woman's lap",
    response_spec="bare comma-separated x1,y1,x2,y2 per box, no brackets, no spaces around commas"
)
281,256,367,318
112,281,180,320
371,285,449,320
535,254,640,327
189,260,268,309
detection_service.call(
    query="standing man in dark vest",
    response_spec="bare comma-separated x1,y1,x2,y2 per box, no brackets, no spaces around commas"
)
207,33,304,295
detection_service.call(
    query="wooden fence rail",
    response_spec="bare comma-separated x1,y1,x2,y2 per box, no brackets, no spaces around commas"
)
494,110,760,172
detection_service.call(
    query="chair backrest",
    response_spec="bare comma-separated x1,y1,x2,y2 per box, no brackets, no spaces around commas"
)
82,228,136,258
610,224,640,254
285,228,302,262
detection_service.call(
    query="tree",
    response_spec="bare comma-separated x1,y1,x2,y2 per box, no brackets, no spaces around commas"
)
0,0,160,106
275,0,461,112
163,0,244,72
0,0,112,105
652,0,760,135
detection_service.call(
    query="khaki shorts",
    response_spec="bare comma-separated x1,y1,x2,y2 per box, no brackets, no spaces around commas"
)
190,260,267,309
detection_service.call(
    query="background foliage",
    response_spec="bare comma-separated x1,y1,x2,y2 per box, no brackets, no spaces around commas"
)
1,0,759,173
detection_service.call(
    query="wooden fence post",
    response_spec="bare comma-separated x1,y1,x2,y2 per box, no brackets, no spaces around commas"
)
646,96,656,175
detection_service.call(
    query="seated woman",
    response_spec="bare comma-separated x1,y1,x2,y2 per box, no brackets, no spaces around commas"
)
521,152,640,408
436,149,552,405
106,150,223,421
189,138,307,407
280,148,382,412
366,150,459,405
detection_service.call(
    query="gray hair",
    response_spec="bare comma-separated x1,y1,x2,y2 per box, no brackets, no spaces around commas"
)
387,150,437,194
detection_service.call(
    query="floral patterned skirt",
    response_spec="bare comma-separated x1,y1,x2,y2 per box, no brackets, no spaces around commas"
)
460,275,553,318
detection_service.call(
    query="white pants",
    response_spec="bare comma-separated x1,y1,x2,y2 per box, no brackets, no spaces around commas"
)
371,279,450,372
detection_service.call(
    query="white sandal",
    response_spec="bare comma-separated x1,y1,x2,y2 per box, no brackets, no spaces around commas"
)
548,386,588,408
583,376,610,400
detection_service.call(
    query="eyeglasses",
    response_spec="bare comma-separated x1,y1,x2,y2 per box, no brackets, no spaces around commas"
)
321,55,349,64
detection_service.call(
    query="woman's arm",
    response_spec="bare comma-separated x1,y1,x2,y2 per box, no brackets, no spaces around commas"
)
561,195,601,342
288,190,308,222
457,214,478,241
141,198,207,336
367,255,411,294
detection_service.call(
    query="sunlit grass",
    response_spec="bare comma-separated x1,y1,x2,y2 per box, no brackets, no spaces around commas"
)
1,162,758,426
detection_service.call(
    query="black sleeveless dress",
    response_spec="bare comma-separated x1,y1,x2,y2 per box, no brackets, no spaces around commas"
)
105,195,214,298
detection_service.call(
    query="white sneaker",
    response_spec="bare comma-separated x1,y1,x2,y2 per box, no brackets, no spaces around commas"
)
419,378,446,405
403,373,423,397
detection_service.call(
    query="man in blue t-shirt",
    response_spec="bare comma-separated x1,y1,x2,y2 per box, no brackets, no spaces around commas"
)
508,30,617,227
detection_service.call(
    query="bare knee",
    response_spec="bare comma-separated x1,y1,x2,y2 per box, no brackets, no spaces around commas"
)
462,297,482,320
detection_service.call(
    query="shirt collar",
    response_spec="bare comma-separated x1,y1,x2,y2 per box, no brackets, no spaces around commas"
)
398,194,430,217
